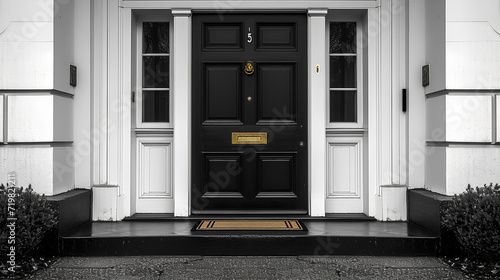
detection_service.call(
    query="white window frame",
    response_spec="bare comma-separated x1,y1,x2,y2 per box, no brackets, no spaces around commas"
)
135,14,173,130
326,14,364,130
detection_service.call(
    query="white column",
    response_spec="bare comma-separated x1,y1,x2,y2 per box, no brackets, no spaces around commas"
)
308,9,328,217
172,9,192,217
367,7,381,217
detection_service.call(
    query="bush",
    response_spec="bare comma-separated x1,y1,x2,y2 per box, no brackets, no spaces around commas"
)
442,183,500,262
0,184,58,260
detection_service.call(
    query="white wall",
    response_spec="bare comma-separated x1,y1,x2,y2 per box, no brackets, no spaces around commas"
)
0,0,75,196
407,0,426,189
427,146,500,195
0,146,73,195
7,94,72,142
424,0,500,195
0,0,53,89
53,0,75,94
425,0,446,94
73,0,92,188
446,0,500,89
426,95,493,143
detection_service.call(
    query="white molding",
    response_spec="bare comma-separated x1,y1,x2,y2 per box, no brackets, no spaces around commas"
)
119,7,133,218
122,1,379,10
378,0,392,188
172,9,192,217
325,136,364,213
136,136,174,213
134,14,174,130
391,0,407,185
367,7,380,217
107,0,120,186
308,8,328,216
326,13,365,130
92,0,108,185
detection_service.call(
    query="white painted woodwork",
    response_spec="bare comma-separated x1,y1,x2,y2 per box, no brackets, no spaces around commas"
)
391,0,407,185
92,185,118,221
92,0,108,185
136,137,174,213
7,94,73,142
326,12,364,130
120,7,133,218
366,7,380,218
426,146,500,195
172,9,192,217
427,95,492,143
407,0,427,189
122,1,379,9
308,8,328,216
326,136,363,213
106,0,120,188
0,146,73,195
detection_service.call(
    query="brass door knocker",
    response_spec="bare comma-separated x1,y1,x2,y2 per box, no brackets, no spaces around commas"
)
244,61,255,75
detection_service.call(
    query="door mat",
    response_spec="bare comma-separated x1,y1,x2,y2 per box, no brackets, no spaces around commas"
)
192,220,307,231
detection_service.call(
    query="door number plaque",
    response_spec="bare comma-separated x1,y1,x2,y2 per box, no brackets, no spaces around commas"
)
232,132,267,145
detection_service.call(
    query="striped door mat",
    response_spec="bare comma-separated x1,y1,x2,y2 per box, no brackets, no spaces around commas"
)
193,220,306,231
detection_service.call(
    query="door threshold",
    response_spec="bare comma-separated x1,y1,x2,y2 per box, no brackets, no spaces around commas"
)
124,213,376,221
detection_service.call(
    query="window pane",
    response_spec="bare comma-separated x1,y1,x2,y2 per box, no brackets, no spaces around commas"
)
330,56,356,88
143,22,169,53
143,56,169,88
330,90,357,122
143,91,169,122
330,22,356,53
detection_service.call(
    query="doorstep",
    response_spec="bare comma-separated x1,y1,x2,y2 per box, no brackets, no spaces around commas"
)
60,220,438,256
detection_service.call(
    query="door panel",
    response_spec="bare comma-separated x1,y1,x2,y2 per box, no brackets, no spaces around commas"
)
203,64,243,123
256,63,296,124
257,154,296,195
256,23,297,50
203,24,244,50
192,13,307,213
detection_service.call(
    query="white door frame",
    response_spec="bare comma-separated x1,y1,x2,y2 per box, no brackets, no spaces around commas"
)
91,0,403,220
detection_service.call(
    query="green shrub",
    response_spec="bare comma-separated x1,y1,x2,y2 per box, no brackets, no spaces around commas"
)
0,184,58,261
442,183,500,262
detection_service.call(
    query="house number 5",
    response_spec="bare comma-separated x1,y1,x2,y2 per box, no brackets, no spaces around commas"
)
247,27,252,43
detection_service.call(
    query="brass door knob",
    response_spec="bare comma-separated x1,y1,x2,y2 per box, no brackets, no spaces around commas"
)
247,96,252,101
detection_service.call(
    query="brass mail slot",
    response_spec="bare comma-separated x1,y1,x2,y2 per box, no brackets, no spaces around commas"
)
232,132,268,145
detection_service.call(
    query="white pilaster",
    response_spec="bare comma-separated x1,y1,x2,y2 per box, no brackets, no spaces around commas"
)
308,9,328,217
172,9,192,217
367,7,380,217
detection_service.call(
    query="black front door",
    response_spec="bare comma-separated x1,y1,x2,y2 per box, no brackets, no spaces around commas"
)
192,13,307,213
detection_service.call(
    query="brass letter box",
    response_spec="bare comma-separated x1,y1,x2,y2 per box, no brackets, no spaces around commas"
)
232,132,267,145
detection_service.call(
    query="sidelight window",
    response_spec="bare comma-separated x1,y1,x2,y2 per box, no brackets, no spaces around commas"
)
328,19,363,128
136,20,171,128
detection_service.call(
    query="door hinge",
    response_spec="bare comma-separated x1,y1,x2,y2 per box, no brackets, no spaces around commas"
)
402,89,407,112
132,91,135,103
